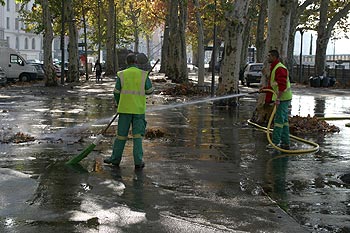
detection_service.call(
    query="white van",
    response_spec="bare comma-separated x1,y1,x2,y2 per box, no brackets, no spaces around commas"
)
0,47,37,82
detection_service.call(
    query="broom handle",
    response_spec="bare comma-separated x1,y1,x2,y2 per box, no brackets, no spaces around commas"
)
149,59,160,73
101,113,119,135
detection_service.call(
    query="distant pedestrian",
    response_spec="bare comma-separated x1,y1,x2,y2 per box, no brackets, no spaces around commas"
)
261,49,292,150
104,53,154,169
94,59,102,82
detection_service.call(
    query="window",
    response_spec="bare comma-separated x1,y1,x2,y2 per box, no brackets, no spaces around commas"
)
6,37,10,47
15,18,19,30
10,54,24,66
6,0,10,11
6,17,10,29
250,65,263,72
25,38,28,49
32,38,36,50
15,37,19,49
15,3,20,12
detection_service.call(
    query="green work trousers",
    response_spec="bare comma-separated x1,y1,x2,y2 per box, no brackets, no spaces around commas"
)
111,113,147,165
272,100,290,146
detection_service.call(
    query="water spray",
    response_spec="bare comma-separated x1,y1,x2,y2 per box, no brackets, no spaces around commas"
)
148,91,259,112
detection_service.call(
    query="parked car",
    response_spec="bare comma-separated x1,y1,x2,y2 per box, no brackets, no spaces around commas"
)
29,63,45,80
243,63,263,87
54,64,61,77
28,61,62,78
0,67,7,86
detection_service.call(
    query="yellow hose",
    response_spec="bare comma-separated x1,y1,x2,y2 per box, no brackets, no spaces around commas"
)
318,117,350,129
248,89,319,154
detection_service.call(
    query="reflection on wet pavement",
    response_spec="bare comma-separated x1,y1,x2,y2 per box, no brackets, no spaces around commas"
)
0,80,349,232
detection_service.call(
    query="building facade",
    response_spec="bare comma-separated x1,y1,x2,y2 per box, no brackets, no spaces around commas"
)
0,0,43,61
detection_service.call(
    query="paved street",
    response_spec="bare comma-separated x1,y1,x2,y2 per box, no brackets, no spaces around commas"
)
0,77,349,232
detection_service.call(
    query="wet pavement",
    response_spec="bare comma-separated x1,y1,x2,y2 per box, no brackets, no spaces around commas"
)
0,76,350,232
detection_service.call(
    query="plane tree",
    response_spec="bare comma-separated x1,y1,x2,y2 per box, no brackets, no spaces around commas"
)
216,0,251,103
251,0,296,123
17,0,59,86
290,0,350,78
312,0,350,76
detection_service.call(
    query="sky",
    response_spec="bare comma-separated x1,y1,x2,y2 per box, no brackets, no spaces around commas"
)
294,31,350,55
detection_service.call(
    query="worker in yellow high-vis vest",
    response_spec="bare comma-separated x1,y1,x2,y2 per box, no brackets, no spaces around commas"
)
262,50,292,150
104,53,154,169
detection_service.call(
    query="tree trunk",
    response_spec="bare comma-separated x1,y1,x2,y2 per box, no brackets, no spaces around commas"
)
286,0,314,81
255,0,267,63
178,0,188,82
166,0,188,83
240,0,258,70
105,0,115,76
217,0,250,105
40,0,57,87
286,4,298,82
159,13,170,73
193,0,205,85
133,19,139,53
122,1,141,53
251,0,294,124
315,0,350,76
129,2,140,53
146,35,150,59
66,0,79,83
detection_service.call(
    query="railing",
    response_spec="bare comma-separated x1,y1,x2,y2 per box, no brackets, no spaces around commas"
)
292,65,350,87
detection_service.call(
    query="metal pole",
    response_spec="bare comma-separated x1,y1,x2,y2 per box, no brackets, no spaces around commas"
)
299,30,303,83
333,39,335,65
82,1,88,81
60,0,65,85
98,0,101,61
211,0,217,97
113,3,117,75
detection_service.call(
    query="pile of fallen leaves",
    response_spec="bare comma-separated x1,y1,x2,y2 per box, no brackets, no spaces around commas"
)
102,127,166,139
289,115,340,134
152,78,167,83
3,132,35,143
145,128,165,139
161,83,208,96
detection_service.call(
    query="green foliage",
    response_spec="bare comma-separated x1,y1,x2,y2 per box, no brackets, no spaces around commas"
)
299,0,350,38
18,3,43,34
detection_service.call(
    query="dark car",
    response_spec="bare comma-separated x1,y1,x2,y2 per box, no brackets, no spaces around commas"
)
28,61,62,79
243,63,263,87
28,63,45,80
0,67,7,85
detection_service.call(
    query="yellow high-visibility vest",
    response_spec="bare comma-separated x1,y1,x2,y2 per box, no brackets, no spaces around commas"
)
270,62,292,101
117,67,148,114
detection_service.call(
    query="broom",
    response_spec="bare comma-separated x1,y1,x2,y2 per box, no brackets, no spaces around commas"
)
66,56,160,165
66,113,119,165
